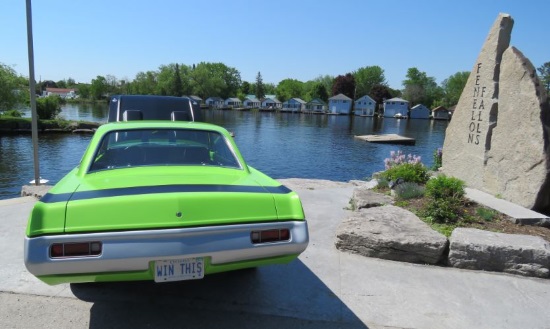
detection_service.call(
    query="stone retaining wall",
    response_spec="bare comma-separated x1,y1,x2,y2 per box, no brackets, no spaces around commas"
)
336,187,550,279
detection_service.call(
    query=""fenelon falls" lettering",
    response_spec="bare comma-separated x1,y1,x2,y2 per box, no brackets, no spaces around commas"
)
468,62,486,145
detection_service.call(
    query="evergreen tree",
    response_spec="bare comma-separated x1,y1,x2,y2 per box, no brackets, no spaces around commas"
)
255,72,265,99
538,62,550,93
173,63,183,96
310,82,329,102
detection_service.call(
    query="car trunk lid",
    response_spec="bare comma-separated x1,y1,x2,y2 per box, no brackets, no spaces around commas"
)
64,168,280,233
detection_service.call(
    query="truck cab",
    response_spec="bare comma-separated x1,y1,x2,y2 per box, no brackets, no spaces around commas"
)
108,95,203,123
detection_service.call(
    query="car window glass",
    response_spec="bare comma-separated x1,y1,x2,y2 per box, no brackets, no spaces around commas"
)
89,128,241,172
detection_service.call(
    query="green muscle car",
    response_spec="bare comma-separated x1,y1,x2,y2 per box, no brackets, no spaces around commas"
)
24,120,308,285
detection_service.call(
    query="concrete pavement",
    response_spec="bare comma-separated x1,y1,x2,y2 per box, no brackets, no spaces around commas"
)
1,180,549,329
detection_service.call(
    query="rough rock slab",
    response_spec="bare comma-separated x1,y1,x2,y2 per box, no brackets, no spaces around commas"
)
442,13,550,215
335,205,448,264
465,188,550,227
21,185,52,199
449,228,550,278
351,188,393,210
484,46,550,211
443,13,513,186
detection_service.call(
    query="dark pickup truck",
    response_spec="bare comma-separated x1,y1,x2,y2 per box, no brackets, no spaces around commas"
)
108,95,203,122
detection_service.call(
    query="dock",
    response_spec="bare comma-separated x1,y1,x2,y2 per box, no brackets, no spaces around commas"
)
355,133,416,145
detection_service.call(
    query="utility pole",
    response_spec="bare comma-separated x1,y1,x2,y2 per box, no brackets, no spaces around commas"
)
26,0,41,186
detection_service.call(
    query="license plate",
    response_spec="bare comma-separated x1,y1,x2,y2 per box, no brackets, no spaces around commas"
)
154,257,205,282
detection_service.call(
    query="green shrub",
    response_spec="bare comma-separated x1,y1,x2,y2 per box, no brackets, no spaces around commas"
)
380,163,430,184
423,197,463,223
0,109,22,117
376,176,390,189
422,175,466,224
476,207,497,222
36,95,62,120
395,182,425,200
425,175,465,199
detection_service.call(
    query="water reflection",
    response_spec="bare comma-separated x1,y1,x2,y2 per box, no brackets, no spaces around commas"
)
1,105,448,199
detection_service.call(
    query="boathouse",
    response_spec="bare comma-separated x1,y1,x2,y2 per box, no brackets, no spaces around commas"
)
282,98,307,112
354,95,376,116
410,104,431,119
432,106,450,120
306,98,327,113
383,97,409,117
328,94,352,114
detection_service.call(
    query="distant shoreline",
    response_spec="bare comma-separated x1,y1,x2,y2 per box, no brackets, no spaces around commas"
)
0,117,101,135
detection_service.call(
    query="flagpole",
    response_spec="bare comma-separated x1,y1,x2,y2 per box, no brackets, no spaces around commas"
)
25,0,41,186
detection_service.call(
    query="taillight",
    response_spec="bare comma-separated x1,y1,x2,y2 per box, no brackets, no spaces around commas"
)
251,229,290,244
50,242,102,258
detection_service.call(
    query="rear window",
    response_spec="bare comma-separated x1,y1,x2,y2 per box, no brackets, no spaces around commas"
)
89,129,241,172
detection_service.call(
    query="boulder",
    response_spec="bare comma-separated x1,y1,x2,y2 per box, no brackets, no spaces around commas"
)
443,13,513,186
442,13,550,215
350,188,393,210
484,47,550,211
335,205,448,264
448,228,550,278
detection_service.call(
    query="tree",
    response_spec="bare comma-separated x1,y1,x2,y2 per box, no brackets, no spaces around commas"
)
240,81,251,95
56,80,67,88
332,73,355,99
190,63,225,99
264,83,276,95
39,80,56,95
157,64,178,96
105,75,119,95
370,84,394,114
402,67,441,108
276,78,303,102
128,71,157,95
189,62,241,99
537,62,550,93
36,95,62,119
309,82,329,102
440,71,469,107
255,72,265,99
353,66,387,97
0,63,26,111
77,83,91,99
314,75,334,97
173,63,183,96
90,75,108,100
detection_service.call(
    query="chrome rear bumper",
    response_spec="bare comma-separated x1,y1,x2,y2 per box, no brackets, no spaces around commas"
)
24,221,308,276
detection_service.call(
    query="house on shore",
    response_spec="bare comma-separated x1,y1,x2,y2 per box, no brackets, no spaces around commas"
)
261,97,282,110
243,97,261,108
328,93,352,114
306,98,327,113
282,98,307,112
43,88,77,99
383,97,409,117
410,104,431,119
432,106,450,120
354,95,376,116
225,97,242,108
205,97,224,108
189,95,203,106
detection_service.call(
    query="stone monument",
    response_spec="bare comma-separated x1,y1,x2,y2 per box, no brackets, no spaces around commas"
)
443,13,550,214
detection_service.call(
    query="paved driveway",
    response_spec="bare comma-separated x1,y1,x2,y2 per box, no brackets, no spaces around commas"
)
1,182,549,329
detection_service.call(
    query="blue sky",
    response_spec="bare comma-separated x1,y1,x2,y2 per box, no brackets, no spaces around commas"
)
1,0,548,90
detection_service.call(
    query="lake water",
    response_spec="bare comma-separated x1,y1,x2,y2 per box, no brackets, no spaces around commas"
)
0,103,448,200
